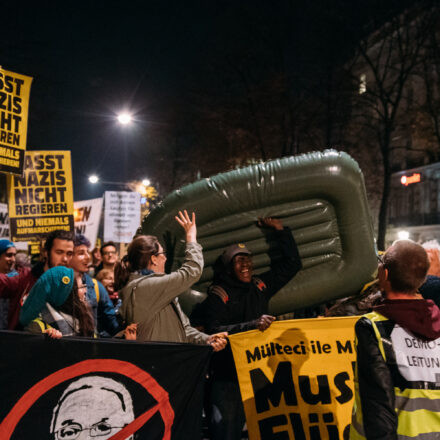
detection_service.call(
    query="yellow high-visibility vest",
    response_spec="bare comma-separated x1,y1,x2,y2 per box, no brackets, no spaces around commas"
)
350,311,440,440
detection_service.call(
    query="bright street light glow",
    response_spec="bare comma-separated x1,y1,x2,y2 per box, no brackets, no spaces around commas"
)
89,175,99,184
117,113,132,124
142,179,151,186
397,230,410,240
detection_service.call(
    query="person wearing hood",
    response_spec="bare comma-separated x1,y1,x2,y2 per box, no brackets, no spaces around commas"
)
350,240,440,440
192,217,302,440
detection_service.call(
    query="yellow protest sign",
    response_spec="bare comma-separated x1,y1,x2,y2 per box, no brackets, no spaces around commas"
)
7,151,74,241
0,67,33,175
229,317,359,440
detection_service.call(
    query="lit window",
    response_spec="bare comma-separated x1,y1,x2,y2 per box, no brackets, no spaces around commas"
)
359,73,367,94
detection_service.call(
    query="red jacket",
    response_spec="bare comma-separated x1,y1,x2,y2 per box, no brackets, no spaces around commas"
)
0,267,38,330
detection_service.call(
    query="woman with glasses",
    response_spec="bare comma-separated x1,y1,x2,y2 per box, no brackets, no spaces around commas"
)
115,210,227,350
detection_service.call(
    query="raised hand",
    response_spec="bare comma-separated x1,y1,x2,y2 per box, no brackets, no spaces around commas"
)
258,217,283,231
175,210,197,243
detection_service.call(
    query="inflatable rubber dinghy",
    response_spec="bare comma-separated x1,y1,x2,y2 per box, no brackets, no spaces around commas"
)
141,150,377,316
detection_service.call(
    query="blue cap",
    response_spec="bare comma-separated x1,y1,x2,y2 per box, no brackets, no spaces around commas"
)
20,266,74,327
0,239,15,256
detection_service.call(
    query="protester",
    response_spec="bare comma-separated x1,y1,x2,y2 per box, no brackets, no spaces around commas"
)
0,239,17,276
192,217,302,440
95,241,118,277
115,210,227,351
0,230,74,329
96,268,119,308
20,266,95,338
70,234,120,337
0,239,18,329
88,246,102,277
14,252,32,271
350,240,440,439
419,239,440,306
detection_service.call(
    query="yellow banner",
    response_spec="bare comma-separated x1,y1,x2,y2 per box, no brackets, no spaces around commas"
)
7,151,74,241
229,317,359,440
0,67,33,175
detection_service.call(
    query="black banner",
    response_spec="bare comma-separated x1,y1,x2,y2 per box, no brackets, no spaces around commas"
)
0,332,211,439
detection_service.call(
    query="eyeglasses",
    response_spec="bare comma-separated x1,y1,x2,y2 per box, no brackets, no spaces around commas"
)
102,251,117,256
54,422,127,439
377,254,385,265
155,251,167,257
77,284,88,290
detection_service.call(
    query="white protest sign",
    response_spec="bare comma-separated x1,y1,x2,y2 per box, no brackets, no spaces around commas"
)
103,191,140,243
74,198,103,248
391,325,440,383
0,203,9,238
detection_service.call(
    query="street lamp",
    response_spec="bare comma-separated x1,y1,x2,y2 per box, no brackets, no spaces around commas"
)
117,112,132,125
88,176,130,187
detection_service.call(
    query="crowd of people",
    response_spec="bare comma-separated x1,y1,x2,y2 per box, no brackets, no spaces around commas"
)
1,211,439,439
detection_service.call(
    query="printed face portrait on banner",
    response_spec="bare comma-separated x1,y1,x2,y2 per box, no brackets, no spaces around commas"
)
50,376,134,440
0,336,211,440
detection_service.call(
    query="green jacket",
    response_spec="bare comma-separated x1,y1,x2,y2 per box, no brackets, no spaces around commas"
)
119,242,209,344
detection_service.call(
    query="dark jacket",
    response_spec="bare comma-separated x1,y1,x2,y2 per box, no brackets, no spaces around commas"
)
419,274,440,307
351,299,440,439
193,227,301,380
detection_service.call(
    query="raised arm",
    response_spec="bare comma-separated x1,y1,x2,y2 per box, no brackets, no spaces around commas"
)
123,211,204,322
257,218,302,298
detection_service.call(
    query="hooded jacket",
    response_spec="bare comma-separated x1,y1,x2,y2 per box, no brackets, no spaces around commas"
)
350,299,440,440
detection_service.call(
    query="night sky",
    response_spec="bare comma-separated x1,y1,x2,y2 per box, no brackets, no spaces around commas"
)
1,1,409,201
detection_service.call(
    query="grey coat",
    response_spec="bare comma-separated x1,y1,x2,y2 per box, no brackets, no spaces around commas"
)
119,242,209,344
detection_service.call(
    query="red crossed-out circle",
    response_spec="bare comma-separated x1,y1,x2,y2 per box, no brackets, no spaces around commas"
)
0,359,174,440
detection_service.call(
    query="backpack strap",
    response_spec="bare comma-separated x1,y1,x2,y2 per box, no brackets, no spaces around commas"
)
92,278,100,303
32,318,52,332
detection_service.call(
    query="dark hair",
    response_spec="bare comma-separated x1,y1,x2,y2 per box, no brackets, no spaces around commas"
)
114,235,160,291
73,234,91,248
383,240,430,293
44,230,74,253
59,281,95,337
100,241,117,254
